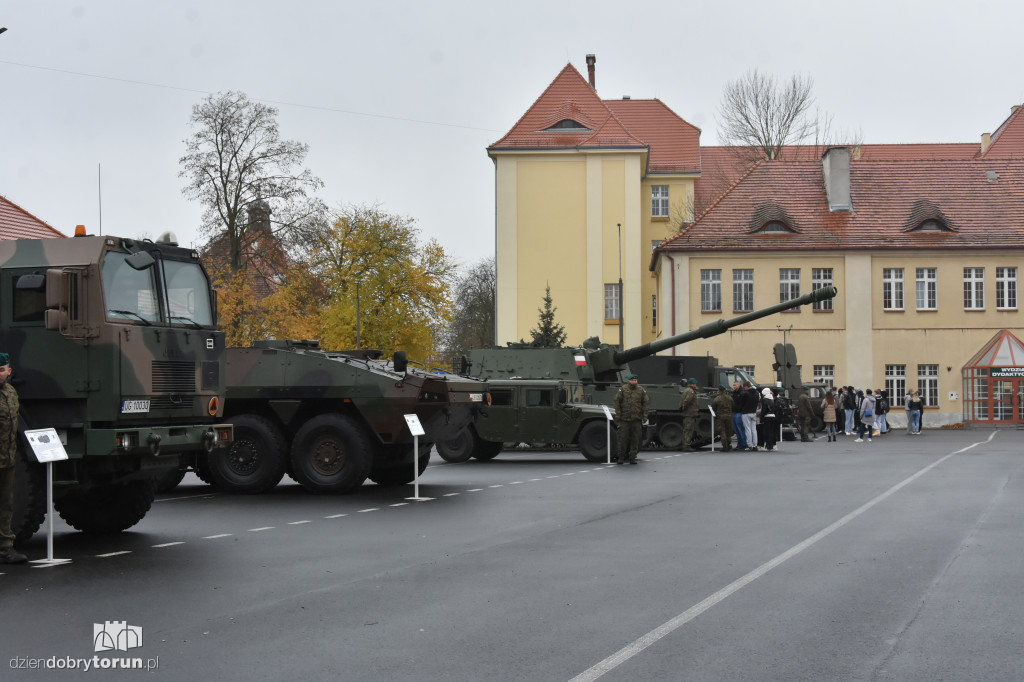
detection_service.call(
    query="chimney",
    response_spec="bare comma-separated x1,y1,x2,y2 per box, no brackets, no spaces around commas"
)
822,147,852,212
981,132,992,154
586,54,596,89
1012,105,1021,114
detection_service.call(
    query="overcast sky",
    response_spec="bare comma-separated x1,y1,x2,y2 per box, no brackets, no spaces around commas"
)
2,1,1023,270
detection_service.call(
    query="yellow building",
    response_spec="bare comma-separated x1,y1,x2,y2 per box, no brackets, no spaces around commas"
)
487,56,700,348
654,109,1024,426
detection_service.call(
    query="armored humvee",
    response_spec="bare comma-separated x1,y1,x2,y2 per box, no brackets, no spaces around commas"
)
459,287,837,450
5,232,233,544
205,340,489,494
436,378,615,463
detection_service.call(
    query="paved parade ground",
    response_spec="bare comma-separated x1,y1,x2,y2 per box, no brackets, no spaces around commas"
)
3,429,1023,681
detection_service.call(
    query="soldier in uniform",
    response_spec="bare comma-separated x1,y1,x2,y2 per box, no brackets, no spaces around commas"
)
797,386,814,442
711,384,734,451
0,353,27,564
679,377,699,451
613,374,648,465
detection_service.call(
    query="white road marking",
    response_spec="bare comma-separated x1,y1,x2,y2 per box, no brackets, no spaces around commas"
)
530,478,543,481
288,520,312,525
248,527,274,532
547,476,560,479
489,484,503,488
325,514,348,519
154,493,219,503
357,508,379,513
467,488,483,492
203,534,232,539
569,445,969,682
509,481,522,485
390,502,409,507
443,492,460,497
152,542,184,548
96,551,132,558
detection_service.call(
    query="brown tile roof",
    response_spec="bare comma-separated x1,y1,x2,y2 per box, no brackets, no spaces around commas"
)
489,63,701,173
982,105,1024,158
658,157,1024,258
0,195,66,239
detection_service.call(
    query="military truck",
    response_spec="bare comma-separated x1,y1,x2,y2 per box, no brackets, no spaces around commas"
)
629,355,758,392
204,340,489,494
457,287,837,450
437,378,614,463
6,232,234,544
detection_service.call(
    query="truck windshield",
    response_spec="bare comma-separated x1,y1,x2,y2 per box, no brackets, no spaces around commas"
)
102,252,214,327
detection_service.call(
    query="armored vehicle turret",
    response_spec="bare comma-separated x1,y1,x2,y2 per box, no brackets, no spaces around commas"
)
7,233,234,545
208,340,489,494
458,286,837,450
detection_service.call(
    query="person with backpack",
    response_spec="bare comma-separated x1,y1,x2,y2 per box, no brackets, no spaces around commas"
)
855,388,876,442
874,389,890,435
906,389,923,434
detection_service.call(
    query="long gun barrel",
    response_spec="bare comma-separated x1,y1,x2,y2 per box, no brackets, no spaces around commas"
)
608,286,838,369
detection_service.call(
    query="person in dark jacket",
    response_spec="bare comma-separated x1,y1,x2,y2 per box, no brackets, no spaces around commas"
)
740,381,759,451
711,385,734,451
797,387,814,442
758,387,778,451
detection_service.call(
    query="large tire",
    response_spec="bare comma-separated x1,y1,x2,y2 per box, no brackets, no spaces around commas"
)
657,421,684,449
809,415,825,434
208,414,287,494
12,444,46,547
436,429,476,463
370,444,431,486
472,439,503,461
193,453,217,487
154,466,186,494
290,414,372,494
54,479,157,534
578,421,617,462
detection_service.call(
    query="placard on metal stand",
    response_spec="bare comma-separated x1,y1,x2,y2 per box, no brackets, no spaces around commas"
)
600,405,614,464
403,414,433,501
24,428,72,566
708,405,716,452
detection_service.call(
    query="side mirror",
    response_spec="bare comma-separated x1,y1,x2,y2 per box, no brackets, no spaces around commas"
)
125,250,155,270
459,355,470,375
393,350,408,374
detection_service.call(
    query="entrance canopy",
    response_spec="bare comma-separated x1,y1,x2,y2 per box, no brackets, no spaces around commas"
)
963,330,1024,423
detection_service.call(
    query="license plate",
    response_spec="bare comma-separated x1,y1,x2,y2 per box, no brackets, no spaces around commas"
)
121,400,151,414
469,393,484,402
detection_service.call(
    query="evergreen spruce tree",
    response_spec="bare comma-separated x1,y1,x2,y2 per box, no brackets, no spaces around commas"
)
529,285,567,347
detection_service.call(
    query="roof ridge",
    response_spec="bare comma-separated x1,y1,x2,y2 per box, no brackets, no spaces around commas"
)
0,194,66,238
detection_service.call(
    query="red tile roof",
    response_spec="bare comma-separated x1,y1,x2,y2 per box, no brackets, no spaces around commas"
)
0,195,66,239
658,157,1024,258
982,105,1024,158
489,63,701,173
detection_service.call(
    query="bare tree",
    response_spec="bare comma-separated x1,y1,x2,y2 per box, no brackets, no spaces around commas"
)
180,91,324,274
716,70,816,161
444,257,496,357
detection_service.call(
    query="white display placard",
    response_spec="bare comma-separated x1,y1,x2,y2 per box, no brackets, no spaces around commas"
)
403,414,425,437
601,405,614,421
24,428,69,463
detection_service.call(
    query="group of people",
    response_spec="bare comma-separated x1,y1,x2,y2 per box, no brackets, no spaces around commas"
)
821,385,924,442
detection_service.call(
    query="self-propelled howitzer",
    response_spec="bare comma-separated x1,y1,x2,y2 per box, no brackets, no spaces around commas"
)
459,286,837,451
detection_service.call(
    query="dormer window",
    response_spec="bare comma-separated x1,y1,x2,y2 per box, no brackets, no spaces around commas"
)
759,221,794,233
910,219,951,233
543,119,591,131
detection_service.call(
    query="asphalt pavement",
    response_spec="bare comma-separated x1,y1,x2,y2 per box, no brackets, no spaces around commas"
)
3,428,1023,681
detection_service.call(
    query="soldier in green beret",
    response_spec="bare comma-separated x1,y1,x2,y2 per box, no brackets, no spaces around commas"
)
614,374,648,465
0,352,27,564
797,385,814,442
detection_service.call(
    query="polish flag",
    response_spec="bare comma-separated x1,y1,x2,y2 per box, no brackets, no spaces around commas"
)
574,355,587,366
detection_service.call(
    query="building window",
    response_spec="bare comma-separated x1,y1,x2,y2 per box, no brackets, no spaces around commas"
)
651,294,657,328
651,186,669,218
885,365,907,406
996,267,1017,310
916,267,937,310
604,283,621,321
883,268,904,311
759,221,793,233
813,365,835,388
780,268,800,306
700,269,722,312
918,364,939,407
812,268,833,311
733,269,753,312
963,267,985,310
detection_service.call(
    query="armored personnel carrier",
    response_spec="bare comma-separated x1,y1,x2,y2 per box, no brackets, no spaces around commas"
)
204,340,489,494
436,378,614,463
456,287,837,450
6,232,233,544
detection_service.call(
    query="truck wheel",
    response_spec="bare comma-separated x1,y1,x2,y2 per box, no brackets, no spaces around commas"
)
193,453,218,487
810,415,825,434
12,444,46,547
657,421,684,449
154,467,186,494
208,414,287,493
579,421,616,462
437,429,475,463
54,479,157,534
290,414,372,494
472,439,503,461
370,445,432,486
